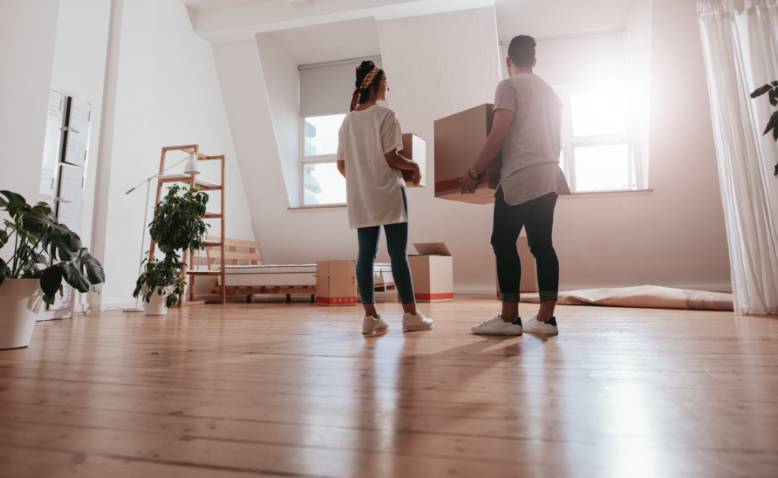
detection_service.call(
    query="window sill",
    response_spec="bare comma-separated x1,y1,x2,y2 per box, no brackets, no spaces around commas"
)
285,189,653,211
288,203,346,211
562,188,653,198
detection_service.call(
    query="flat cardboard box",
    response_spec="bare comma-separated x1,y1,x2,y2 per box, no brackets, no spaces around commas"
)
409,243,454,303
400,133,426,188
496,237,539,297
316,260,358,306
434,104,501,204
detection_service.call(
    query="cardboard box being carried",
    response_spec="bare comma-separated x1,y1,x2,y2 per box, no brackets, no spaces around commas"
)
409,243,454,303
434,104,501,204
400,133,426,188
316,260,358,306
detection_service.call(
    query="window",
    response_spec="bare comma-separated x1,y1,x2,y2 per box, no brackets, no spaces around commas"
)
557,85,643,193
297,56,382,207
301,114,347,206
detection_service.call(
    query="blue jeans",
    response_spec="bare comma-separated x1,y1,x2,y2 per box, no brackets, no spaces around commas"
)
356,189,415,305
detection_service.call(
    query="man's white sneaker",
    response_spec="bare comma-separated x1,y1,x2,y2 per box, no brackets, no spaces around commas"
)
362,315,389,335
402,312,434,332
470,316,523,336
523,316,559,335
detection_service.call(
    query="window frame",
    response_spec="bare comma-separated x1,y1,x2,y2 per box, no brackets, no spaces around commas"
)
555,83,644,193
299,114,347,207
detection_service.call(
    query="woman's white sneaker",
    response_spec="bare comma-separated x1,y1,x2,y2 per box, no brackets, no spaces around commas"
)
523,316,559,335
470,316,523,336
402,312,434,332
362,315,389,335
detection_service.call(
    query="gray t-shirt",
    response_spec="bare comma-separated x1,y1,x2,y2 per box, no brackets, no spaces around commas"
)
494,74,570,206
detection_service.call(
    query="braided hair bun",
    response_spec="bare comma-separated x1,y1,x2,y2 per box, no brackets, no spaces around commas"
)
351,61,384,110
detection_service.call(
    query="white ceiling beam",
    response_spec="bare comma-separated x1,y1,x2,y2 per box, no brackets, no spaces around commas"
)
186,0,494,43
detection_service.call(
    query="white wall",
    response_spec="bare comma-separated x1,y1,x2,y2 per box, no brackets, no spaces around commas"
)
0,0,60,202
215,2,731,293
256,34,301,206
96,0,255,308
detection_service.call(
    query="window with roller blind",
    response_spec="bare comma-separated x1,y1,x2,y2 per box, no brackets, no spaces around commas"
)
299,56,381,206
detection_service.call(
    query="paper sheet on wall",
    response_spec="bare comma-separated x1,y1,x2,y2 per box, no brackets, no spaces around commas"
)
56,163,85,235
40,90,66,201
63,97,91,167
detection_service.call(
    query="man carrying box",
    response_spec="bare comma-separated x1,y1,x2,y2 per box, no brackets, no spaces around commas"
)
461,35,570,336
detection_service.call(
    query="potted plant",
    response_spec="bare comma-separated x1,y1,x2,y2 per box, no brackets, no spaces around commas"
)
133,185,208,316
132,255,184,316
750,80,778,176
0,190,105,349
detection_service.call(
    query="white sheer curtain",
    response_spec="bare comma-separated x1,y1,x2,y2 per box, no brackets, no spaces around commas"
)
697,0,778,315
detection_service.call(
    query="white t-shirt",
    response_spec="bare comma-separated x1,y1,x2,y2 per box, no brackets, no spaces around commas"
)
494,74,570,206
338,105,407,229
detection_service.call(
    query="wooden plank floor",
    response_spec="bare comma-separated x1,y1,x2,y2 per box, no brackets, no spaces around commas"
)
0,299,777,478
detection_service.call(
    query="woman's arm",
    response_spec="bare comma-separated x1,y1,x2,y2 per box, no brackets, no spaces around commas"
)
385,150,417,171
386,150,421,184
337,160,345,178
460,109,514,192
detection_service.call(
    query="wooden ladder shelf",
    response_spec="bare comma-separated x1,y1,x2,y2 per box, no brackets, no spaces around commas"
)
148,145,227,305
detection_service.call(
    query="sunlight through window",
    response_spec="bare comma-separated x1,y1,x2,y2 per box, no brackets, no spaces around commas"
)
304,114,346,157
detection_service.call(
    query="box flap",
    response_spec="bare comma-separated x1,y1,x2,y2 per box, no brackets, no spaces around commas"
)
413,242,451,256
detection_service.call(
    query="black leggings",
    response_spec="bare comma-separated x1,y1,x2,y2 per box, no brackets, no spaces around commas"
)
492,189,559,304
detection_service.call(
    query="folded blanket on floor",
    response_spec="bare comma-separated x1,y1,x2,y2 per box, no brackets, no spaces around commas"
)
520,285,733,311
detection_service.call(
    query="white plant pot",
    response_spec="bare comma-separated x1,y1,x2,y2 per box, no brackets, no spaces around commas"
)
143,289,170,316
0,278,44,349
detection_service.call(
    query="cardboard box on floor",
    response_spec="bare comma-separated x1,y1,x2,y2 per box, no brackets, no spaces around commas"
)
434,104,501,204
400,133,426,188
409,243,454,302
316,260,358,306
496,237,539,297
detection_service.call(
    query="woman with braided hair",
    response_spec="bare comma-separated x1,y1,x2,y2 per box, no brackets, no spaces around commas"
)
337,61,433,335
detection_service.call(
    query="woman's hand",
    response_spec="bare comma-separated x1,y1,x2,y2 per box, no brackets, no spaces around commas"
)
460,172,478,194
409,162,421,185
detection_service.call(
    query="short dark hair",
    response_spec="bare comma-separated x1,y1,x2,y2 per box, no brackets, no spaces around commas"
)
508,35,536,67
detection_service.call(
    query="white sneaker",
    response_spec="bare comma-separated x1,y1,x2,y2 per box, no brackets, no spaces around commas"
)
523,316,559,336
362,315,389,335
402,312,434,332
470,316,523,336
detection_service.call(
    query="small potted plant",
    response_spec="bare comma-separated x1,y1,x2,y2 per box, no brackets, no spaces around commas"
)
132,255,185,316
133,185,208,316
0,190,105,349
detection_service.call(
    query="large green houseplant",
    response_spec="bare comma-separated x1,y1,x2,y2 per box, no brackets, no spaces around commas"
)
0,190,105,349
133,185,208,314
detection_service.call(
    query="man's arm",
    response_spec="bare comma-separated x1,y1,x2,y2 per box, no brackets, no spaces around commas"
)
461,109,513,192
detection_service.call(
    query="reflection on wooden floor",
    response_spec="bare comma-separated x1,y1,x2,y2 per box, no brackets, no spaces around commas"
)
0,299,777,477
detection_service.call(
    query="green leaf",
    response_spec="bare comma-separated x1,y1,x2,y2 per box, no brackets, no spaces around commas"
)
77,248,105,284
40,266,63,304
764,111,778,136
770,89,778,107
60,262,90,293
751,84,772,98
0,190,28,218
0,230,8,249
21,209,53,234
0,258,8,286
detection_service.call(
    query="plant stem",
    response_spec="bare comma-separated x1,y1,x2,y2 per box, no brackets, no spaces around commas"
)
11,227,19,277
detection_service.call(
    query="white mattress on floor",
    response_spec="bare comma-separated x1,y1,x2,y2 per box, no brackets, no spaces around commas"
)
218,263,393,288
